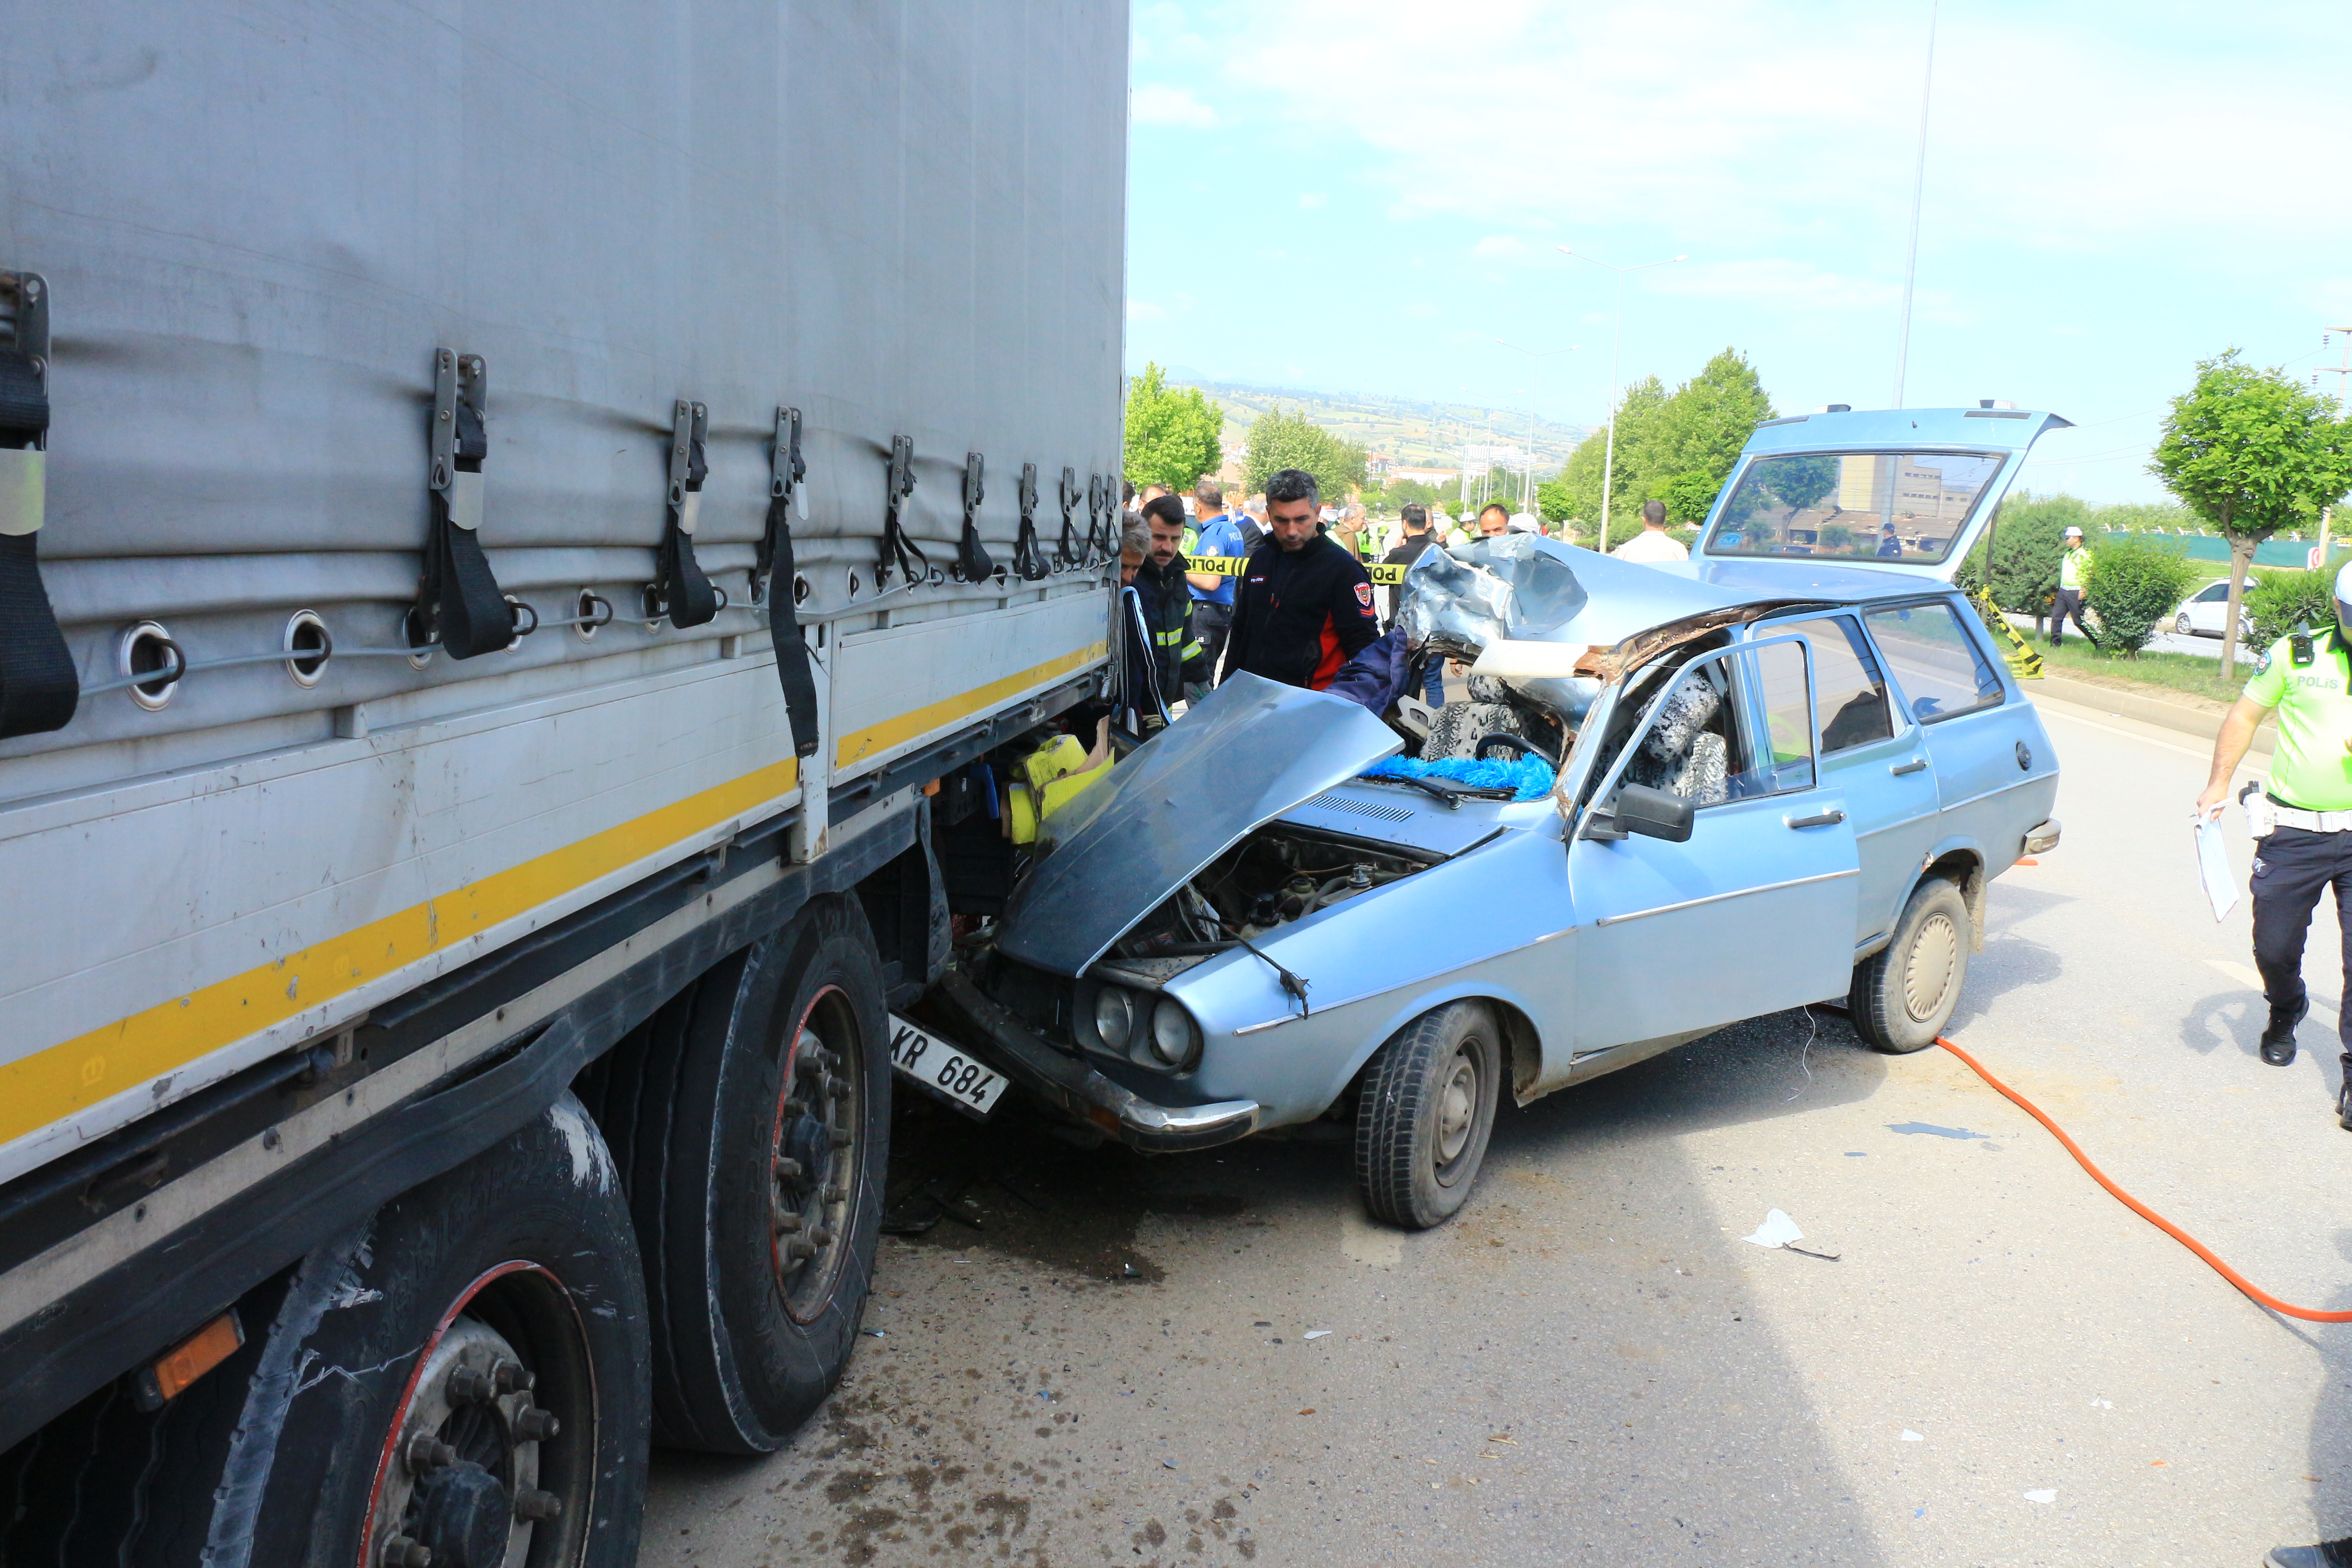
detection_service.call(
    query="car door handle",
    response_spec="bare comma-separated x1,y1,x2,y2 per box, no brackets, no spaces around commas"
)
1785,809,1846,829
1890,758,1928,776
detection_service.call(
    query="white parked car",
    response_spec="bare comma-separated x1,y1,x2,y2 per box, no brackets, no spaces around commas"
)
2172,576,2259,640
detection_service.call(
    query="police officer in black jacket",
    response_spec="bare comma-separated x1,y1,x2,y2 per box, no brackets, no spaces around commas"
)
1222,468,1380,691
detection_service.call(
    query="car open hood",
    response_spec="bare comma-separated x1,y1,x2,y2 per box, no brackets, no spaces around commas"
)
994,674,1404,978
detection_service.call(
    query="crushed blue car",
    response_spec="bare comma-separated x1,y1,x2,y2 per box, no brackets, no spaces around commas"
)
936,407,2068,1228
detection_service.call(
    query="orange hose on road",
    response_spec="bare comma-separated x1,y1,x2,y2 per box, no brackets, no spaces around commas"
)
1935,1035,2352,1324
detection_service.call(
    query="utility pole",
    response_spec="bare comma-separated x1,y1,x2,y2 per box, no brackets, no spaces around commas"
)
1495,338,1577,519
1891,0,1940,408
2314,327,2352,404
1559,247,1684,543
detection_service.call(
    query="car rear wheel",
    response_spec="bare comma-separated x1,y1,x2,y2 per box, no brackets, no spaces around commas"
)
1354,1001,1500,1230
1849,877,1970,1053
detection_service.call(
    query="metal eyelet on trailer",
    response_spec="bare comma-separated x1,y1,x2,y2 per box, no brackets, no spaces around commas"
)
118,620,184,710
282,610,332,687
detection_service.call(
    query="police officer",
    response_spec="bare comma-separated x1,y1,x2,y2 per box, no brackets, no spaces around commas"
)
2196,561,2352,1130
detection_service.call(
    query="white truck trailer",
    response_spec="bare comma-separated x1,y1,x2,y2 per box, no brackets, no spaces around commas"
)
0,6,1127,1564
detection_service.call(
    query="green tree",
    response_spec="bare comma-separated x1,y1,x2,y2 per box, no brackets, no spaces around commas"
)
1962,490,2086,626
1635,349,1775,503
1389,478,1439,510
1243,406,1366,501
1122,363,1224,493
1653,470,1723,525
2080,537,2203,658
2150,348,2352,678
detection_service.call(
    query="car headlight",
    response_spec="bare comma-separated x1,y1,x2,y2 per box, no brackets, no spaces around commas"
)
1093,985,1136,1051
1148,996,1202,1069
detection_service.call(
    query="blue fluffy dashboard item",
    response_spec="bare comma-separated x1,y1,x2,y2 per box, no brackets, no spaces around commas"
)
1362,753,1555,803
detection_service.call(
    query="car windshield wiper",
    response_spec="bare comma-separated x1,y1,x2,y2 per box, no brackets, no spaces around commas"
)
1361,773,1514,809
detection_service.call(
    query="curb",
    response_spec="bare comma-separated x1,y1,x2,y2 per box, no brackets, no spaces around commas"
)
2029,672,2272,756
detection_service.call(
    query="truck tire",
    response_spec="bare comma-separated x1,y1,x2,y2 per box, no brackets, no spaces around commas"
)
1849,876,1971,1054
1354,1001,1500,1230
75,1094,652,1568
587,895,889,1454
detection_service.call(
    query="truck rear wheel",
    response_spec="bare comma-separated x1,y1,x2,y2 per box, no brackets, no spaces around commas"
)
102,1094,652,1568
584,896,889,1454
1354,1001,1501,1230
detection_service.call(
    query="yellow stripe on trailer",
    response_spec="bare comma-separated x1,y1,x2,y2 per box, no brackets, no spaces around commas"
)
1,755,801,1150
1190,555,1408,585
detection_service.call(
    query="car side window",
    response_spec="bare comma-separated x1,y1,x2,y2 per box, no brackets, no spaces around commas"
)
2198,583,2230,603
1865,601,2003,723
1599,639,1814,811
1777,615,1893,755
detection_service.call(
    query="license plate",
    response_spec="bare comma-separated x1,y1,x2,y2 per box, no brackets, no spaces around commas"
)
887,1015,1009,1119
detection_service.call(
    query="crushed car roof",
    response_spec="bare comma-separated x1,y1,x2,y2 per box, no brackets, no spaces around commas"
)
1421,537,1959,653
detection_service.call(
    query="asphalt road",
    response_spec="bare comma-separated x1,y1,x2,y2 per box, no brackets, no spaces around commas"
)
641,689,2349,1568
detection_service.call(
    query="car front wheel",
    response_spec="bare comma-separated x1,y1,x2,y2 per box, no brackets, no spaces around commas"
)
1354,1001,1501,1229
1849,877,1970,1053
2173,612,2192,636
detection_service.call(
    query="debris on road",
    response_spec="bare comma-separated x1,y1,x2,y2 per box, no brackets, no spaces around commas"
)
1901,1430,1923,1442
1743,1210,1805,1248
1304,1329,1332,1340
2024,1489,2057,1504
1887,1121,1984,1140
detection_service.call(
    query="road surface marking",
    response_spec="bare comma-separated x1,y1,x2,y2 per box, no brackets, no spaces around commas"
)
2207,958,2338,1019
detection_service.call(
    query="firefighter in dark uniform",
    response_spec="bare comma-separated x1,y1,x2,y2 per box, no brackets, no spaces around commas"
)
2197,562,2352,1132
1222,468,1380,691
1123,494,1207,728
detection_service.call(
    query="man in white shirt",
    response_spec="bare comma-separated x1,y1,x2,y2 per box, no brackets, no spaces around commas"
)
1612,500,1688,565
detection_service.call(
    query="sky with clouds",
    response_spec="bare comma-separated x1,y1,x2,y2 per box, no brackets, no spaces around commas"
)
1123,0,2352,503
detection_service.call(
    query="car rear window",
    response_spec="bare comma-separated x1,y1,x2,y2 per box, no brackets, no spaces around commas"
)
1865,602,2003,723
1702,451,2006,564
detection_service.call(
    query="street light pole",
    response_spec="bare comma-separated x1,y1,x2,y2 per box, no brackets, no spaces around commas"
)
1892,0,1940,409
1494,338,1578,519
1559,247,1684,546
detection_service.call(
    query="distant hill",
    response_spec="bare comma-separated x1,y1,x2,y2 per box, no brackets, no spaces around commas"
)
1166,377,1591,474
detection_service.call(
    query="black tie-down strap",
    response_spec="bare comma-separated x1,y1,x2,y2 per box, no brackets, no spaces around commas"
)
1012,462,1049,580
756,406,820,760
0,271,75,739
1086,473,1114,564
652,399,719,629
416,349,521,660
878,435,930,588
1054,466,1083,571
953,451,995,583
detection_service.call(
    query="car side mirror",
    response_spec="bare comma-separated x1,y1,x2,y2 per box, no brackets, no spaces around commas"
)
1613,782,1693,843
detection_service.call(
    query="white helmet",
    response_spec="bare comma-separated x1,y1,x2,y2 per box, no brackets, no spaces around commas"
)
2334,561,2352,636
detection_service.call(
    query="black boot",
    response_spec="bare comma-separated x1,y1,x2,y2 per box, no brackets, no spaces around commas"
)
2339,1055,2352,1132
2266,1540,2352,1568
2262,998,2310,1066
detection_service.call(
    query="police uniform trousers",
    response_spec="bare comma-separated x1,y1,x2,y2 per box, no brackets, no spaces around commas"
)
2250,823,2352,1050
1192,601,1231,681
2048,588,2094,644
